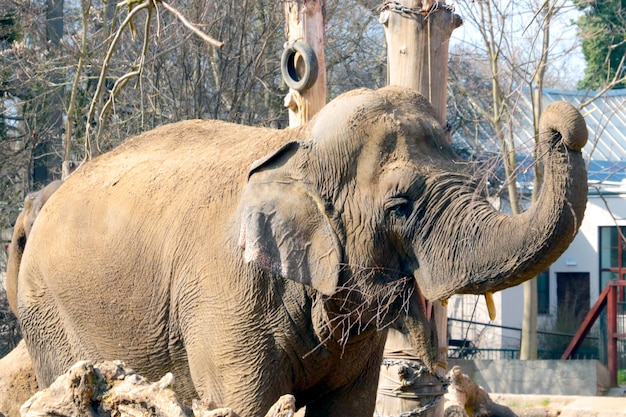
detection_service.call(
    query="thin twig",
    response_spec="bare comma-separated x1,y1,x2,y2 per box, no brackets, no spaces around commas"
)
84,0,151,159
95,69,139,150
86,0,224,156
64,0,92,178
159,0,224,49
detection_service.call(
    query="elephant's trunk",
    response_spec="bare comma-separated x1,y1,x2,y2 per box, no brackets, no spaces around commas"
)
417,101,588,301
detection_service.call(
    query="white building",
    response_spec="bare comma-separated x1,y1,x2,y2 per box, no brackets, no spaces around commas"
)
447,88,626,360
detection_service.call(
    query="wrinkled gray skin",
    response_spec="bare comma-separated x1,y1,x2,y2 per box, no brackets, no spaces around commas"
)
5,180,62,316
13,87,587,417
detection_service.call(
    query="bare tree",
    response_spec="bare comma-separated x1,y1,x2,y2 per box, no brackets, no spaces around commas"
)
448,0,583,359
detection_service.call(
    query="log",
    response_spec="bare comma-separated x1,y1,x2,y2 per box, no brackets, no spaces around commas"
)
380,1,462,126
17,360,300,417
377,2,462,416
444,366,516,417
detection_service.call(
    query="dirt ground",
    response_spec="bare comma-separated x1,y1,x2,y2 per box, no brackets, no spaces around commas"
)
493,392,626,417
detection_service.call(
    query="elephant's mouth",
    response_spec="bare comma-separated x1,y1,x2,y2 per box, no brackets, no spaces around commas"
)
395,272,496,371
390,277,439,371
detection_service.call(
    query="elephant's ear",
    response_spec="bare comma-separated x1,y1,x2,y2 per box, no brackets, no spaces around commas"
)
247,141,306,179
239,144,342,296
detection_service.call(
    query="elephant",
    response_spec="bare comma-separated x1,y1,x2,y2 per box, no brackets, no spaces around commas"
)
13,86,588,417
5,180,62,316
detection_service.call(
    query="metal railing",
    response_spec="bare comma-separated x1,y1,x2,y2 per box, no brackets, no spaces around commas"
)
447,317,600,361
448,346,520,360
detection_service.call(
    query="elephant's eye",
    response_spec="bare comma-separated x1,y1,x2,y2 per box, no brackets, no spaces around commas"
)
385,196,412,218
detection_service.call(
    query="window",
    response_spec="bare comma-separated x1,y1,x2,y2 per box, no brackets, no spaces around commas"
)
599,226,626,289
556,272,590,330
537,270,550,315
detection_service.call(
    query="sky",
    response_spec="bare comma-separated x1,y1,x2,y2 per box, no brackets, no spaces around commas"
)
448,0,587,86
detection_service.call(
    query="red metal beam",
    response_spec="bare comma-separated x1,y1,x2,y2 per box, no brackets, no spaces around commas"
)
608,284,618,387
561,281,626,388
561,282,611,360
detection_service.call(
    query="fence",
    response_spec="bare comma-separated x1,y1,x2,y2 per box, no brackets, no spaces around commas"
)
447,317,603,362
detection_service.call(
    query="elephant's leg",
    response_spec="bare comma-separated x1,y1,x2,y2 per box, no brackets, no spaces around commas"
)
302,366,381,417
19,291,78,387
182,336,230,406
184,343,288,416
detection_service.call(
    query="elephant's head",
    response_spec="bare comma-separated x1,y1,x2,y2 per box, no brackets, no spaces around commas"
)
238,86,587,367
5,180,62,316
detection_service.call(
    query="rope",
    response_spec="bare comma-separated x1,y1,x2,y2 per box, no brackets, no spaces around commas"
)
377,355,450,417
379,1,455,17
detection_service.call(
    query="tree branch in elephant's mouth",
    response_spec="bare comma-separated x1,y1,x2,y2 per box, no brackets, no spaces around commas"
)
306,270,427,358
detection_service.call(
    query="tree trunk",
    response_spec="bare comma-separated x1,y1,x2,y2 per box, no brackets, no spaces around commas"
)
46,0,63,45
521,279,538,359
381,1,460,127
283,0,326,127
376,2,461,416
521,0,553,361
35,0,64,186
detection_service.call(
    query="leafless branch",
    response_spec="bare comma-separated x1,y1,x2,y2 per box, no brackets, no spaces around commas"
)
158,0,224,49
304,269,414,359
84,0,225,158
84,0,151,159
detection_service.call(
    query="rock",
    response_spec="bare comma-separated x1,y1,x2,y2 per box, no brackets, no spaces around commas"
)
0,341,38,417
444,404,469,417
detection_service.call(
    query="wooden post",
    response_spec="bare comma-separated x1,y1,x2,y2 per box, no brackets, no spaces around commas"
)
283,0,327,127
381,1,461,127
376,2,461,416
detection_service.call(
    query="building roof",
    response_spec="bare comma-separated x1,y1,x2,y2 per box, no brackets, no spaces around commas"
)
535,89,626,161
451,88,626,187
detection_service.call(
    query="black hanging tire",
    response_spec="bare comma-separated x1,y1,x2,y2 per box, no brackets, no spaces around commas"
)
280,41,319,92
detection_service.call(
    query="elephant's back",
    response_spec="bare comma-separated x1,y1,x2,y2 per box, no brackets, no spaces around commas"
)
72,119,289,202
34,120,297,246
27,119,297,271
